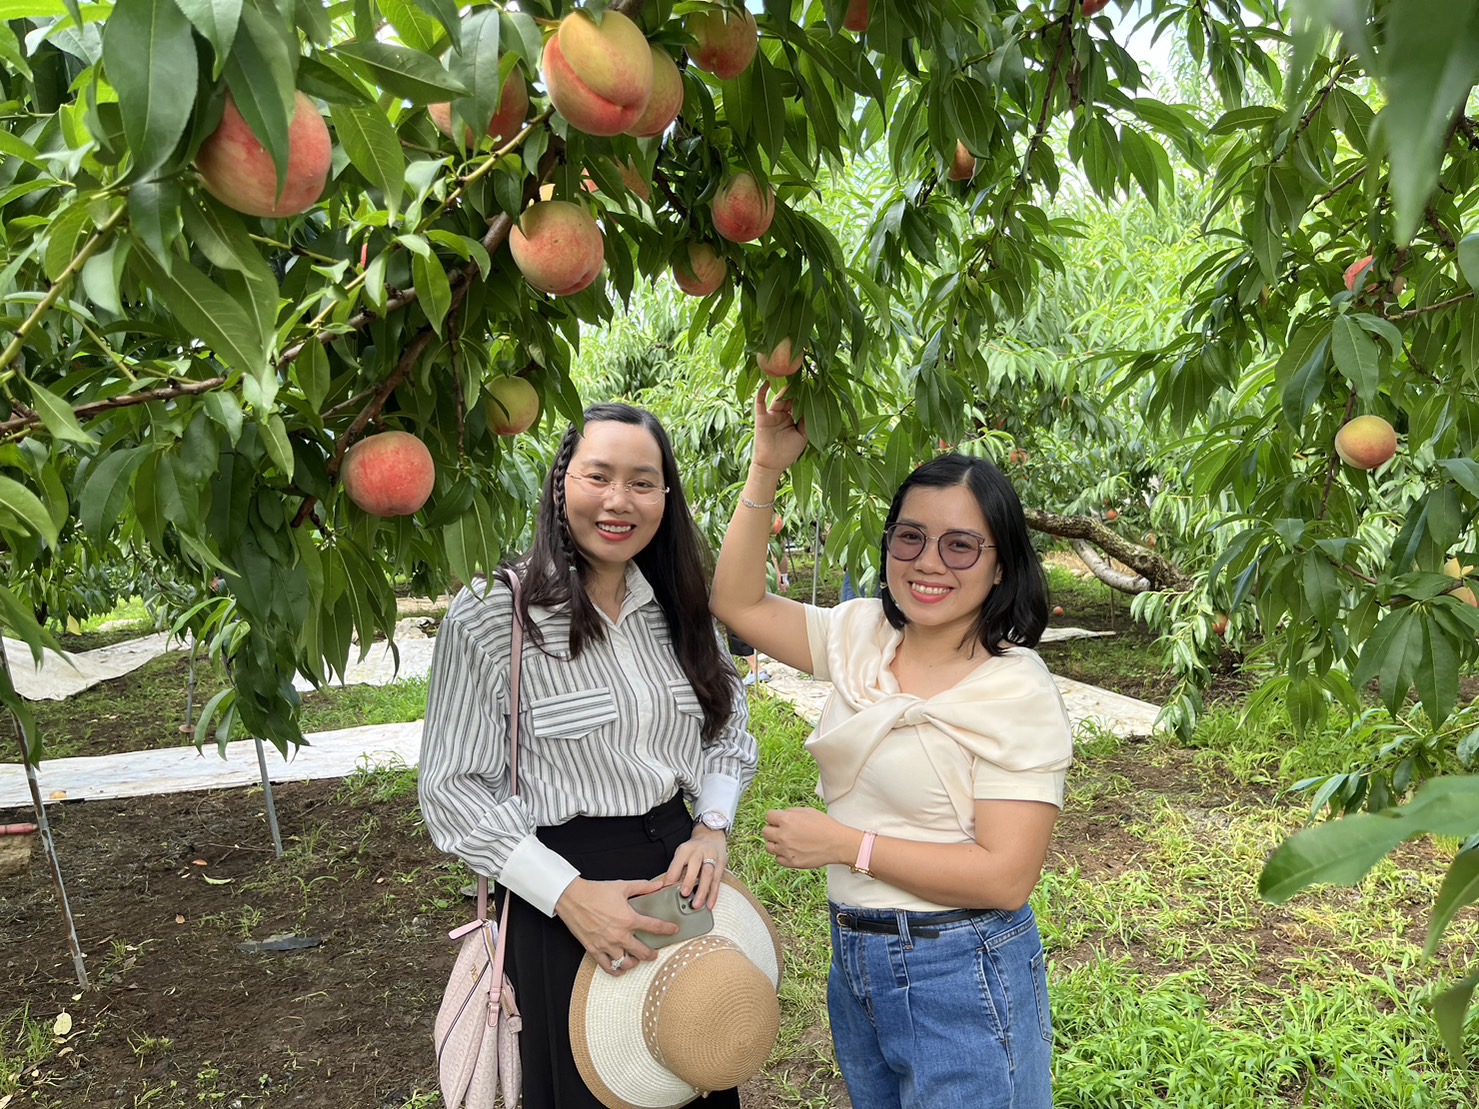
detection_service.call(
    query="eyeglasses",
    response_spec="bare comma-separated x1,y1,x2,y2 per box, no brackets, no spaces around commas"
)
567,471,669,502
884,524,996,570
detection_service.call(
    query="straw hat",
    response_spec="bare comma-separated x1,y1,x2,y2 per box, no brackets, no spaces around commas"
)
569,872,784,1109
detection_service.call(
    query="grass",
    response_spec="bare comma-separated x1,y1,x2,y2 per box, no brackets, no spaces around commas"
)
0,1004,53,1098
722,688,1479,1107
29,652,429,759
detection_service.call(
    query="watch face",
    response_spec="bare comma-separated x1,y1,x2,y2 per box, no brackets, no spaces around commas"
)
700,811,729,831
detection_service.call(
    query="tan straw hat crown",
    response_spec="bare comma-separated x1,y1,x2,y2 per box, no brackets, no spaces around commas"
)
570,873,784,1109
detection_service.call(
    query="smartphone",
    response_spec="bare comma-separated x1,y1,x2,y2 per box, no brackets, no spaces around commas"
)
628,884,715,950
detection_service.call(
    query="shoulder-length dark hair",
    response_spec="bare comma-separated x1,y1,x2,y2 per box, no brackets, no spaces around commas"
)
879,453,1048,654
511,403,736,742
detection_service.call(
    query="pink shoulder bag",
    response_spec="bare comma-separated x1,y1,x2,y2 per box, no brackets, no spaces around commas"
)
434,570,527,1108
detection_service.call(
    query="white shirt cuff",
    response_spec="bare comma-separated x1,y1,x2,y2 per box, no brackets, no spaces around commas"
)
497,834,581,917
695,774,742,825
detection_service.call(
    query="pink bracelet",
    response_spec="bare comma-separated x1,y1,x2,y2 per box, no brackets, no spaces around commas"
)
850,830,877,877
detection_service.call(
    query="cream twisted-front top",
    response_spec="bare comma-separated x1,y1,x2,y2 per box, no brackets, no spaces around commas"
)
805,599,1074,911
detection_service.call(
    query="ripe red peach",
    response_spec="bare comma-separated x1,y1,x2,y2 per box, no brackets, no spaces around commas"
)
672,243,728,297
1334,415,1397,470
196,91,331,218
757,338,804,377
508,201,605,296
542,10,654,137
428,72,530,147
341,431,435,517
687,4,759,80
711,172,775,242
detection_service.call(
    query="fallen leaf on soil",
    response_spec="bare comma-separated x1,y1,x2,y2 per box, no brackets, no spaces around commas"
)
48,790,66,800
53,1012,72,1036
175,914,185,924
202,875,233,885
192,859,208,866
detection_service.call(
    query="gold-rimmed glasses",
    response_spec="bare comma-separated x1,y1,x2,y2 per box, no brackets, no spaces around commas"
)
567,471,669,502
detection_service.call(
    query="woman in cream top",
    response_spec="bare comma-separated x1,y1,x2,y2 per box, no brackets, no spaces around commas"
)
712,385,1072,1109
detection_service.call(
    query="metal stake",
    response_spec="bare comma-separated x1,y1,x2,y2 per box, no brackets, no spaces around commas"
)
182,637,199,729
253,737,285,858
1,639,88,987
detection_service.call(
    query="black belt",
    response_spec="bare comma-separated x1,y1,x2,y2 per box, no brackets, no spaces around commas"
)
834,908,982,940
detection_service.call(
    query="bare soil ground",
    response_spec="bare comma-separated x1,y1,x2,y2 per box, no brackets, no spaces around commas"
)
2,734,1340,1109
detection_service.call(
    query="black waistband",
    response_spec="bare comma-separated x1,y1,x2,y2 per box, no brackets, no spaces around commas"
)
833,907,983,940
536,793,691,852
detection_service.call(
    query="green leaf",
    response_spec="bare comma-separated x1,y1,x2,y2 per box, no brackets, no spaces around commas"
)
446,8,500,136
0,473,61,549
337,41,468,104
410,0,460,51
223,1,298,195
129,246,266,381
126,177,184,272
747,53,786,164
379,0,442,52
1433,971,1479,1065
79,446,147,538
0,131,43,169
261,414,295,480
1426,847,1479,957
412,248,451,334
43,199,92,283
945,72,994,159
0,586,58,671
1439,457,1479,499
1415,615,1459,726
1460,232,1479,293
100,0,198,176
330,104,405,222
1379,0,1479,244
25,379,96,445
173,0,241,79
1331,315,1380,403
1259,811,1412,903
1277,328,1329,432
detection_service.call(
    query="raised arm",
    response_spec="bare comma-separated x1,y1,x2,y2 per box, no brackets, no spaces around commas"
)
710,384,813,672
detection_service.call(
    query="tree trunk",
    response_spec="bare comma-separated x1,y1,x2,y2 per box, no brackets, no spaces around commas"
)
1023,509,1194,593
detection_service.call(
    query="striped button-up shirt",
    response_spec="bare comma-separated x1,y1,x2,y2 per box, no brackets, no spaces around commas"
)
418,564,758,916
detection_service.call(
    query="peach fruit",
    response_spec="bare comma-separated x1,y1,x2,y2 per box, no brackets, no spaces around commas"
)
626,46,684,137
428,72,530,147
1334,414,1397,470
196,91,331,218
487,377,541,436
1082,0,1111,14
508,201,605,296
542,9,654,137
341,431,435,517
672,243,727,297
757,338,804,377
843,0,869,32
687,4,759,80
711,172,775,242
947,141,976,182
1343,254,1375,294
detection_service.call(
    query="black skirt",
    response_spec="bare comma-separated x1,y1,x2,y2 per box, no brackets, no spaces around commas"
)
497,794,744,1109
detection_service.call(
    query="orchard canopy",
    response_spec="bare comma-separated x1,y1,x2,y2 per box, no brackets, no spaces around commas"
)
3,0,1479,1030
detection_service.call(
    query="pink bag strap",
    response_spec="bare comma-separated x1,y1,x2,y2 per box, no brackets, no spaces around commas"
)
449,569,524,981
484,569,524,1001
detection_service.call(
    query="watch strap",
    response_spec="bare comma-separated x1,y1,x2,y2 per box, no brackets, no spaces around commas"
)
851,830,877,877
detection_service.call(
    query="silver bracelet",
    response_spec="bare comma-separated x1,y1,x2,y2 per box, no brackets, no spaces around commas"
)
740,495,776,510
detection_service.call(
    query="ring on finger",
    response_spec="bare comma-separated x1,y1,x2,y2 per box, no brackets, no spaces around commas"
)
610,956,626,971
701,858,717,868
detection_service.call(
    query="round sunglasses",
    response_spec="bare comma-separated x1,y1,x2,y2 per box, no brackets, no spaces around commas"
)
884,524,995,570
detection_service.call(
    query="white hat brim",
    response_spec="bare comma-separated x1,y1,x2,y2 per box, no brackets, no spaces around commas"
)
569,872,783,1109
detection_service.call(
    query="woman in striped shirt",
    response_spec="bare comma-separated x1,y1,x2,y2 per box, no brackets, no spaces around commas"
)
420,403,758,1109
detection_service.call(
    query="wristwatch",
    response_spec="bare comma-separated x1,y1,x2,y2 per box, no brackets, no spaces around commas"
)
696,810,731,835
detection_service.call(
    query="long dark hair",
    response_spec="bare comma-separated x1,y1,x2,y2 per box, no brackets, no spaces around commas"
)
879,454,1048,654
511,403,737,742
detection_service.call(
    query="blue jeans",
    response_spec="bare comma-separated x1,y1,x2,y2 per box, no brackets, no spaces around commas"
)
827,902,1053,1109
